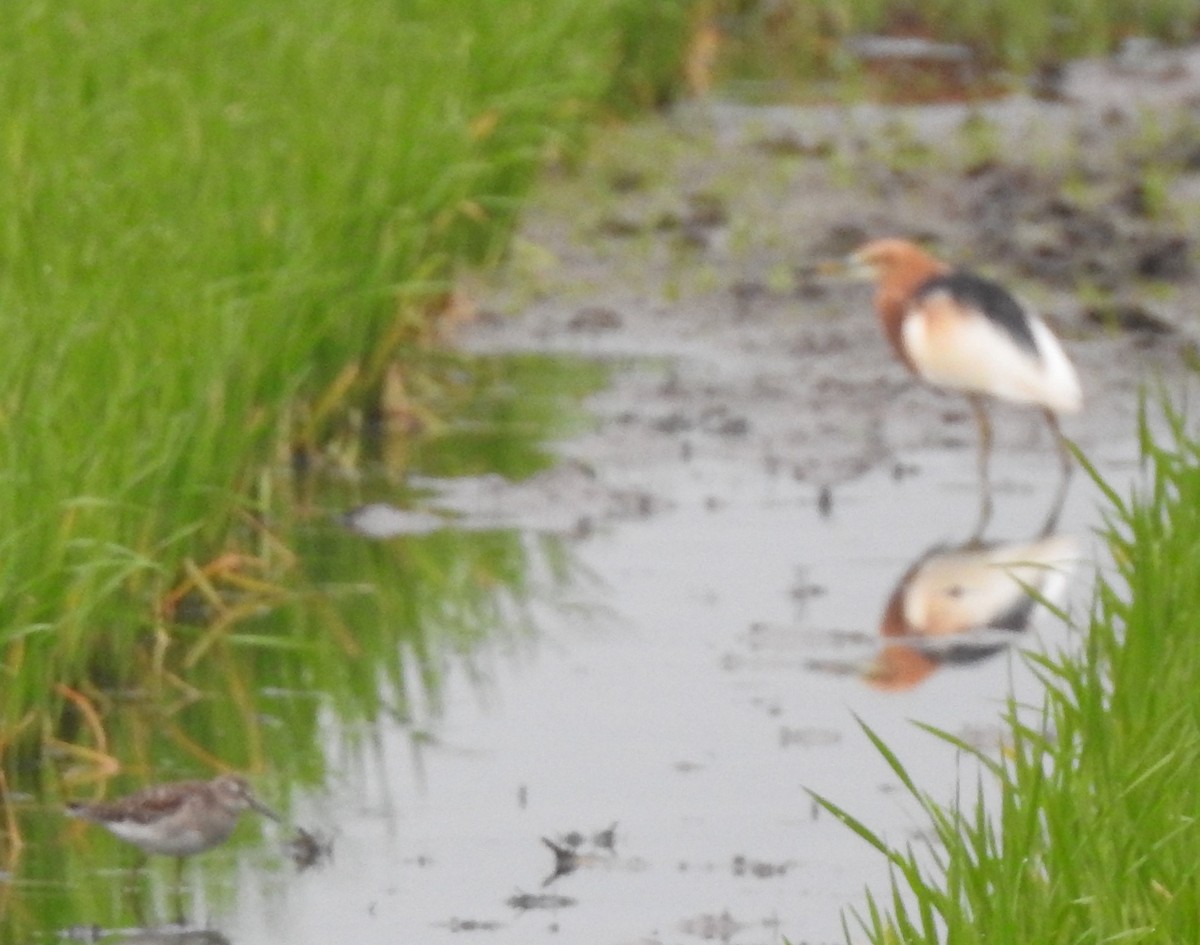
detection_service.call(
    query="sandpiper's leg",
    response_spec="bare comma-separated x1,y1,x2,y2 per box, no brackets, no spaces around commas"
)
1042,408,1074,478
123,859,147,927
968,394,993,539
171,856,188,925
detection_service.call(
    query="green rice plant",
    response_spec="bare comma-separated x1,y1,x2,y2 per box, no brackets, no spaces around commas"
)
0,1,690,758
815,402,1200,943
604,0,701,112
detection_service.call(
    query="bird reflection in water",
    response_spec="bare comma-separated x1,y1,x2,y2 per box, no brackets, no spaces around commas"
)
864,496,1078,691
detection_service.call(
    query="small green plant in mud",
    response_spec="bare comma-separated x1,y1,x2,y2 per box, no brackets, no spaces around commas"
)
814,403,1200,944
877,119,936,173
1118,113,1200,222
766,263,798,296
955,111,1002,171
604,0,699,112
1131,167,1173,222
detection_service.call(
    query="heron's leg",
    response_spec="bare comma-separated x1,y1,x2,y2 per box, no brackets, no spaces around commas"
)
1042,408,1074,478
968,394,993,539
968,395,994,480
1038,408,1075,534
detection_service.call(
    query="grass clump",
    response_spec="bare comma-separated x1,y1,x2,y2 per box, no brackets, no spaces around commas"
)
0,2,691,758
817,405,1200,942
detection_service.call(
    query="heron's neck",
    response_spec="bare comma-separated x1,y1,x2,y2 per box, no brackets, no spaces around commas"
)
876,257,950,370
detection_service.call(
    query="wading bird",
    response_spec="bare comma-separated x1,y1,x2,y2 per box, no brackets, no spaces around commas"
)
67,774,280,866
842,238,1082,524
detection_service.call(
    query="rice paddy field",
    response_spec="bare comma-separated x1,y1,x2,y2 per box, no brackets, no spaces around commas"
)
3,0,1200,942
0,0,643,755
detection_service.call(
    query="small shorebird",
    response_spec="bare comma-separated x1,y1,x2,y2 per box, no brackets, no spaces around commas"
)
67,774,280,862
839,238,1082,525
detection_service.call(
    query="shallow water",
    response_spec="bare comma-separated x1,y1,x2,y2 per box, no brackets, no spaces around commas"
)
219,442,1111,945
33,345,1146,945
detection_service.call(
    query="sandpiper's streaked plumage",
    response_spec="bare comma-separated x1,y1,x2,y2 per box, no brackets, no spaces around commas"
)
67,774,280,859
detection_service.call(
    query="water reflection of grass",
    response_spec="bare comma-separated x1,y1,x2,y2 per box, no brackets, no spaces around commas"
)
818,407,1200,942
4,348,601,937
374,352,607,481
20,523,577,937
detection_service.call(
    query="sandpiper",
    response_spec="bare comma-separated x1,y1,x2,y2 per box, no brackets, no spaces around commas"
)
67,774,281,860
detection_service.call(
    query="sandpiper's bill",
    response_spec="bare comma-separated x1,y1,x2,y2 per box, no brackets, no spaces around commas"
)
67,774,280,860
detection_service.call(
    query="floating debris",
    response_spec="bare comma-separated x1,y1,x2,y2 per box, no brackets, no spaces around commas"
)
506,890,576,912
592,821,618,852
778,726,841,748
679,909,747,941
440,918,504,933
732,854,794,878
287,825,334,871
541,836,580,884
540,823,619,885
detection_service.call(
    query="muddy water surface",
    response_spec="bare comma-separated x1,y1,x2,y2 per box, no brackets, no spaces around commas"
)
230,461,1104,945
218,50,1200,945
